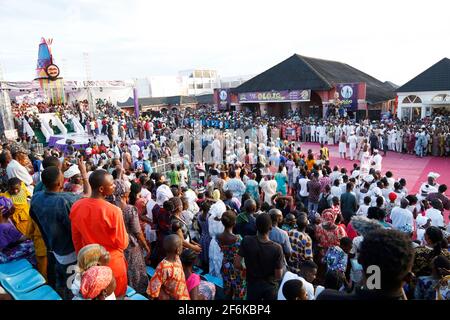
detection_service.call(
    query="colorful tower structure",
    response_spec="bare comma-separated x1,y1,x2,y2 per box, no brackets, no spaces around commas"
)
35,38,65,105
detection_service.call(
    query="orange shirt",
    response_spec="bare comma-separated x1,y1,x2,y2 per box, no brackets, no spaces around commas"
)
147,257,190,300
70,198,129,297
306,159,315,171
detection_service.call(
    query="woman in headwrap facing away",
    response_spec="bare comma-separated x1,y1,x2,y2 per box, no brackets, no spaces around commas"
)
114,179,150,295
80,266,116,300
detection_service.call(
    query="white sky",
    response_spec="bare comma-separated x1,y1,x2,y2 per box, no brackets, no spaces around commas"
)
0,0,449,86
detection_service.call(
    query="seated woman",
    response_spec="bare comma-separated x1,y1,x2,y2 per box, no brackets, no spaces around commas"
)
0,196,35,265
180,249,215,300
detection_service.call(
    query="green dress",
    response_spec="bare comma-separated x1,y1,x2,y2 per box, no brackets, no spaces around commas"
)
275,173,287,195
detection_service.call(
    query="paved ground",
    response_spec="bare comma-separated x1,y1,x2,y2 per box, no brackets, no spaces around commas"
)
298,142,450,222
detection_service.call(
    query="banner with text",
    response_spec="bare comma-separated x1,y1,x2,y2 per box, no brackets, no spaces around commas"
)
238,90,311,103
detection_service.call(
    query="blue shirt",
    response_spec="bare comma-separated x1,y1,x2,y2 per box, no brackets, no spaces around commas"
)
30,191,81,257
269,226,292,256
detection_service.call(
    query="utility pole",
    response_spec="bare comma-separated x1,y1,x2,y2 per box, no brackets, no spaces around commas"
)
83,52,95,114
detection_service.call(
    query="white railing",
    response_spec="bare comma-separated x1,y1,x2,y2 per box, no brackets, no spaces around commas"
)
52,115,68,135
22,119,35,138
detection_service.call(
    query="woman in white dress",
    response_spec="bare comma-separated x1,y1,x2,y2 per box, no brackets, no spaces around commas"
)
360,145,372,179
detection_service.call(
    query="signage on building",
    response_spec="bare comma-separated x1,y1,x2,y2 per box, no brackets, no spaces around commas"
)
45,64,60,80
214,89,231,110
238,90,310,103
336,83,359,111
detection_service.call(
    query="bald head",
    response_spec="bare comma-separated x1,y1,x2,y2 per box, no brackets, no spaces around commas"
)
164,234,182,254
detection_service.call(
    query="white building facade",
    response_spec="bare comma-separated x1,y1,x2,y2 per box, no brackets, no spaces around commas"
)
397,91,450,121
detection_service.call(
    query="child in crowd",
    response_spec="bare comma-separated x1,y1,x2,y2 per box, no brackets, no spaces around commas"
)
147,234,190,300
356,196,371,216
282,279,308,301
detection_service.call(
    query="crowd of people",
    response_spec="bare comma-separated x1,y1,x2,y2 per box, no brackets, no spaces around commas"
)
0,102,449,301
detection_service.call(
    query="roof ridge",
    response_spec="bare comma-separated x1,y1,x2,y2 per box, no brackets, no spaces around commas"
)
397,57,450,92
295,54,333,88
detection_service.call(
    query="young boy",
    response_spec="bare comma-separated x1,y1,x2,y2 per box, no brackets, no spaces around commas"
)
356,196,371,216
147,234,190,300
282,279,308,300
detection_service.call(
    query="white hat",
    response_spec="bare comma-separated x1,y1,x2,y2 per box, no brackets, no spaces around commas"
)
156,184,174,206
364,175,374,183
351,170,360,178
373,149,379,153
64,165,81,179
427,172,440,179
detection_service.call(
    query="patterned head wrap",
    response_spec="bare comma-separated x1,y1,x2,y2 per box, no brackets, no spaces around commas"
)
0,196,13,216
321,210,335,224
113,179,130,199
80,266,113,300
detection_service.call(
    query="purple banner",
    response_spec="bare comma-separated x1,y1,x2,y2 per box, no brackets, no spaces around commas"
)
238,90,310,103
133,87,139,118
336,83,358,111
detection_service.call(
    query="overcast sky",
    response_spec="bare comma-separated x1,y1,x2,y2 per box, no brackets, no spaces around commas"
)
0,0,449,86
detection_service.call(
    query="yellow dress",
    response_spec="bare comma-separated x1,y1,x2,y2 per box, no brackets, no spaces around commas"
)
1,187,31,236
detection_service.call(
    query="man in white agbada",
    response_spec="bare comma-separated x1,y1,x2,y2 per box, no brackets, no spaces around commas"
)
211,136,222,164
348,132,358,161
370,149,383,172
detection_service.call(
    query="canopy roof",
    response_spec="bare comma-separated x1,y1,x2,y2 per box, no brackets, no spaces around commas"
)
234,54,395,104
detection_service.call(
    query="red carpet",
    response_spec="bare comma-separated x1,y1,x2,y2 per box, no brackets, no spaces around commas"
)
298,142,450,222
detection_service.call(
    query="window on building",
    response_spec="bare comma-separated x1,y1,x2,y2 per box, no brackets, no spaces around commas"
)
402,95,422,104
432,94,450,102
203,83,211,89
196,83,203,89
188,84,194,89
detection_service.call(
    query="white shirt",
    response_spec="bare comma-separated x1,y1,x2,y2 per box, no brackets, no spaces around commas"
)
130,144,140,159
298,178,309,197
390,207,414,230
331,186,342,199
356,204,369,216
277,271,315,300
371,154,383,171
329,171,341,184
260,179,278,204
6,160,33,186
348,135,357,147
425,208,445,228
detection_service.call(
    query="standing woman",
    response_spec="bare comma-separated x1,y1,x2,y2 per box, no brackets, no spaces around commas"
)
217,210,246,300
274,165,288,196
432,130,440,157
114,180,150,295
170,197,202,254
339,132,347,159
412,226,450,277
197,201,213,271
